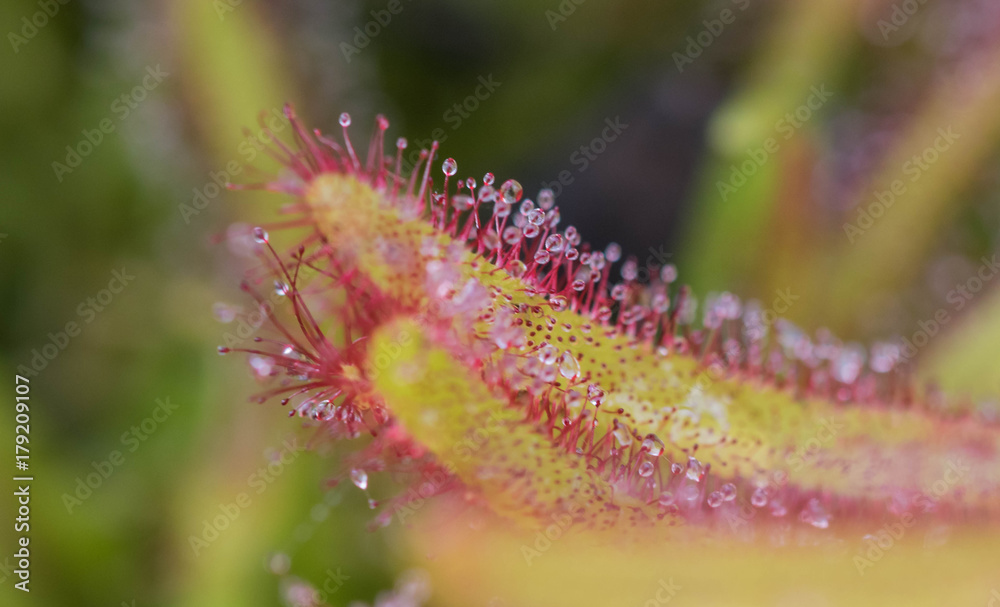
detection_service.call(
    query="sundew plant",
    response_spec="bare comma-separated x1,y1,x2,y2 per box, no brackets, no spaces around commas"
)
14,2,1000,607
218,107,1000,607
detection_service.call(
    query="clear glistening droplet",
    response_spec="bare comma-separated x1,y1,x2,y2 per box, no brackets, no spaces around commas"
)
538,344,559,365
660,264,678,283
587,383,605,406
605,242,622,262
612,426,633,448
538,188,555,210
350,468,368,490
558,351,580,379
721,483,737,502
641,434,665,457
504,260,527,278
686,456,705,482
500,179,523,204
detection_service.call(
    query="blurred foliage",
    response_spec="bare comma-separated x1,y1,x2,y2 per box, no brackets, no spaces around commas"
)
1,0,999,606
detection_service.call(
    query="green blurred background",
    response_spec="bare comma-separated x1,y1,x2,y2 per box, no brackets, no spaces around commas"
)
2,0,1000,606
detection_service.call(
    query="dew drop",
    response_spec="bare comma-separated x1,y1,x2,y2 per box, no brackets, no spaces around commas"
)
558,350,580,379
502,226,522,245
651,293,670,314
252,227,269,244
396,137,408,150
832,345,865,384
505,260,527,279
751,487,769,508
538,188,555,210
564,226,581,246
493,199,511,218
544,234,564,253
549,295,568,312
500,179,523,204
217,346,230,355
720,483,737,502
527,208,546,226
685,456,705,482
870,342,899,374
274,280,290,296
249,355,274,378
707,491,724,508
483,172,495,186
637,461,655,477
267,552,291,575
612,426,633,448
283,580,318,607
596,306,613,323
339,112,351,127
670,462,683,475
534,249,551,265
546,208,561,229
611,284,628,301
213,302,238,323
681,484,700,502
538,344,559,365
587,383,605,406
621,259,638,281
658,491,676,506
442,158,457,176
640,434,665,457
660,264,678,283
350,468,368,490
605,242,622,263
452,194,474,211
799,497,831,529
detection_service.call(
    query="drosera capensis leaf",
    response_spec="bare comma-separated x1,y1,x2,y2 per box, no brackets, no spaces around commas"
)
219,107,1000,538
